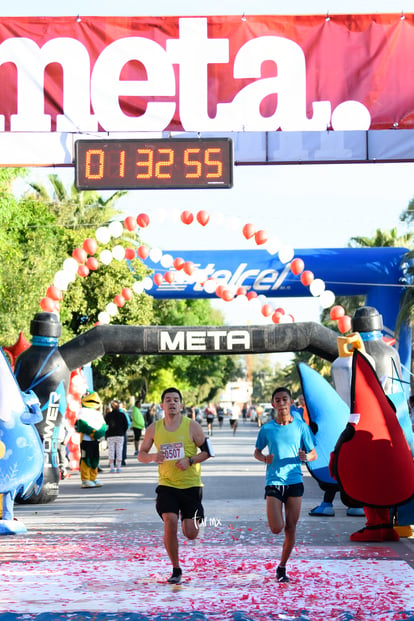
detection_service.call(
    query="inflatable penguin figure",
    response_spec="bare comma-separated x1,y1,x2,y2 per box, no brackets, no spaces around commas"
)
330,307,414,542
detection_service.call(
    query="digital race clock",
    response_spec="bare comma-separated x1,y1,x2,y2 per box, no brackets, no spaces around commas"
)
74,138,233,190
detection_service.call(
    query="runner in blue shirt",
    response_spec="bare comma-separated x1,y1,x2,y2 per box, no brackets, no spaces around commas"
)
254,386,317,583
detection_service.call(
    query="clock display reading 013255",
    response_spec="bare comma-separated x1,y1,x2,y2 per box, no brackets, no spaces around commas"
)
74,138,233,190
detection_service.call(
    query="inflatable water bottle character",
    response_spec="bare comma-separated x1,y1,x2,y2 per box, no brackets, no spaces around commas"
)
14,313,70,504
351,306,402,395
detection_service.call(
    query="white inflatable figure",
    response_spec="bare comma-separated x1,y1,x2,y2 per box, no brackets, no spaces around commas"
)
0,348,44,534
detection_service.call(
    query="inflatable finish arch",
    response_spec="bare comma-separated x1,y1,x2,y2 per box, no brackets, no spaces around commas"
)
142,246,412,382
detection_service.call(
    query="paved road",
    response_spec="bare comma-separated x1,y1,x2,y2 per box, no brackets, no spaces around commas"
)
3,421,414,620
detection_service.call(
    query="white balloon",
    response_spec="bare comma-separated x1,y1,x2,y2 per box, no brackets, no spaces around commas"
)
169,207,180,223
210,211,225,227
54,270,70,291
193,269,207,283
133,281,144,294
97,311,111,324
319,289,336,309
154,207,167,224
266,237,280,255
174,271,186,284
112,245,126,261
95,226,111,244
309,278,326,297
278,245,295,264
203,278,217,294
63,257,79,274
149,247,163,263
226,215,241,231
143,276,153,290
106,302,118,316
160,253,173,268
108,220,123,238
100,249,113,265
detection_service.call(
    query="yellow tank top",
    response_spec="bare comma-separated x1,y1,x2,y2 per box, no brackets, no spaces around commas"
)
154,415,202,489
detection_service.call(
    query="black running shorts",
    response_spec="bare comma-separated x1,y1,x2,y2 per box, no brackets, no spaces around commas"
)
156,485,204,521
265,482,304,503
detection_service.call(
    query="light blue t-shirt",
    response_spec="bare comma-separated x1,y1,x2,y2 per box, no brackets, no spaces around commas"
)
255,418,315,486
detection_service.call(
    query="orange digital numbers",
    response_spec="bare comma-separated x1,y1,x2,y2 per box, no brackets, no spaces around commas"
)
85,149,105,179
155,149,174,179
136,149,154,179
184,148,202,178
205,148,222,178
75,138,233,190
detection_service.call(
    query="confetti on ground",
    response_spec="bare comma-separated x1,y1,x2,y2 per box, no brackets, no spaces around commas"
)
0,526,413,621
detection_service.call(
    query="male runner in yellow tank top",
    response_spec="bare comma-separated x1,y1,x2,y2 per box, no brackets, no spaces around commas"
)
138,387,213,584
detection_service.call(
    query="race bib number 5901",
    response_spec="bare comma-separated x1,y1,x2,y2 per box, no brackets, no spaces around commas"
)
161,442,185,461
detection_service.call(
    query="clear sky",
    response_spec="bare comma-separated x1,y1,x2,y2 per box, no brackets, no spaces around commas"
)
8,2,414,348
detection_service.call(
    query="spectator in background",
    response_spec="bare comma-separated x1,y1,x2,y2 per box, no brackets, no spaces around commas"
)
204,402,216,436
229,402,240,435
131,399,146,455
217,404,225,427
145,403,156,427
105,399,129,473
256,403,264,428
120,402,131,466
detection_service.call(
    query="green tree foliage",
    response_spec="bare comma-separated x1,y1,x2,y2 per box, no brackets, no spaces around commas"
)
1,170,238,404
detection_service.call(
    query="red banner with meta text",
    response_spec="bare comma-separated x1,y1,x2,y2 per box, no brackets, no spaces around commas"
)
0,14,413,133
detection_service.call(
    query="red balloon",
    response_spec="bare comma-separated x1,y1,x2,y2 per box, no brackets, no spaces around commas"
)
114,294,126,307
196,210,210,226
272,311,282,324
274,307,285,315
261,304,274,317
83,238,97,255
153,273,163,286
222,289,234,302
180,210,194,225
290,258,305,275
46,285,63,301
247,291,258,300
125,247,136,260
288,314,295,323
337,315,352,334
137,245,150,260
164,271,175,284
330,305,345,321
77,265,89,277
124,216,136,231
300,270,314,286
122,287,133,300
173,257,185,270
40,297,56,312
255,230,268,246
236,286,247,296
72,247,87,264
137,213,150,228
86,257,99,271
215,285,225,298
242,223,256,239
183,261,195,275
